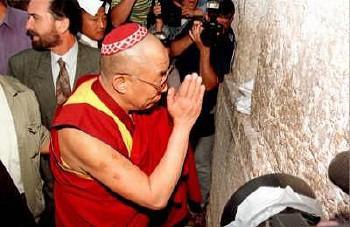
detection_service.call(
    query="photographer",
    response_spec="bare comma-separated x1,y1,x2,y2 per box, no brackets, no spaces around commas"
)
148,0,205,43
170,0,236,209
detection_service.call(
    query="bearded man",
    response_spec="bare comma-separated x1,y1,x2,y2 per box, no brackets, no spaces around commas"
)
8,0,100,225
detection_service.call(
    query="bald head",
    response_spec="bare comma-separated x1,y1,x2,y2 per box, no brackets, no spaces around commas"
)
101,33,169,80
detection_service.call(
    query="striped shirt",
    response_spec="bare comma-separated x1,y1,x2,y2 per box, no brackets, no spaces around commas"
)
111,0,152,26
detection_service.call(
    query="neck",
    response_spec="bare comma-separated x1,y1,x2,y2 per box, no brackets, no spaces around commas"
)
98,76,132,114
0,2,7,23
51,32,76,55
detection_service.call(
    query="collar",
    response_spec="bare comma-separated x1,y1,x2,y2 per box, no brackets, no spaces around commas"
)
0,76,27,98
92,78,135,134
51,39,78,67
78,33,98,48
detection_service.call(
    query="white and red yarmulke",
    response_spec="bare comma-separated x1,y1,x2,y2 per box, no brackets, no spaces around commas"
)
101,23,148,56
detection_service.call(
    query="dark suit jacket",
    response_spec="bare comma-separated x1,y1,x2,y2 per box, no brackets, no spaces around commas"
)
8,42,100,128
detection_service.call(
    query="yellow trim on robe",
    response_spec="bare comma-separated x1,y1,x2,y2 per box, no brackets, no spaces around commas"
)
65,78,133,157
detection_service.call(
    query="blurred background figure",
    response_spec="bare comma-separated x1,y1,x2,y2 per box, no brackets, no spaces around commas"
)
77,0,109,48
0,0,31,74
148,0,205,42
110,0,152,26
170,0,236,213
147,0,206,99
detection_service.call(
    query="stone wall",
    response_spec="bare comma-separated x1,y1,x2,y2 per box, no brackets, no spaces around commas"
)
208,0,349,226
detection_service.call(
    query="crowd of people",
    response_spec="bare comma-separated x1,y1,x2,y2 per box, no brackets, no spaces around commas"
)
0,0,347,226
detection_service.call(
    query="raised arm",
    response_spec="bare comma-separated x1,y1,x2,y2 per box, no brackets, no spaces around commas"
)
190,21,219,90
170,33,194,57
58,74,205,210
110,0,137,26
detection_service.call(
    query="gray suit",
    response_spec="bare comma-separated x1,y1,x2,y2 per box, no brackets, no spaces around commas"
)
8,42,100,225
0,76,48,219
8,43,100,128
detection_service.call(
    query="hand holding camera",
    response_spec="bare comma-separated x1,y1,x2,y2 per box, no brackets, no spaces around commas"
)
189,21,208,50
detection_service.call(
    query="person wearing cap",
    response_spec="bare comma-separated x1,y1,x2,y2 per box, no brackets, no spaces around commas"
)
77,0,109,48
8,0,100,225
50,23,205,226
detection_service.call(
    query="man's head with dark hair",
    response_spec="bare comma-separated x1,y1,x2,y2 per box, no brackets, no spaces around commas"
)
216,0,235,30
219,0,235,18
26,0,80,51
79,1,107,42
49,0,81,36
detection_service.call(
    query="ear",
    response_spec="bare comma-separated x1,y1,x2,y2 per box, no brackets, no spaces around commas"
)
55,17,70,33
111,75,128,94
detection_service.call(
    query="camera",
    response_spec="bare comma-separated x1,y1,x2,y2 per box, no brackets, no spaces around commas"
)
200,0,224,47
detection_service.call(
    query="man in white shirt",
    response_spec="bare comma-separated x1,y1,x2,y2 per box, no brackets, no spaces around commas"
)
0,75,48,224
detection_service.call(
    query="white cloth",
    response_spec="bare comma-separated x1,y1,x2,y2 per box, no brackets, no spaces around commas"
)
235,79,254,115
77,0,110,16
51,40,78,89
0,85,23,193
224,186,322,227
78,33,98,48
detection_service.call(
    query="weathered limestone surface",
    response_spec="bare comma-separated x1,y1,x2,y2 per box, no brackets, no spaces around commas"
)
208,0,349,226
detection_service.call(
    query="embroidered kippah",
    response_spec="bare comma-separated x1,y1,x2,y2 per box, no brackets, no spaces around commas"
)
101,23,148,56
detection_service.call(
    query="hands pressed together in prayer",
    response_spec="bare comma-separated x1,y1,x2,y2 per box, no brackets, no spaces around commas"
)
167,73,205,130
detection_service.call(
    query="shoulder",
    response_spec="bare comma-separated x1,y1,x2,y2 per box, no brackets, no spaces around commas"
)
10,48,45,62
0,75,33,94
78,43,100,57
7,7,27,24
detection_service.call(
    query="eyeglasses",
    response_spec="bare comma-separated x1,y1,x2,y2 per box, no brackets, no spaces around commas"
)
128,64,175,93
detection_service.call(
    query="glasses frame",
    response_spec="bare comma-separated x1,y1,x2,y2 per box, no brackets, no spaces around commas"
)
127,64,175,93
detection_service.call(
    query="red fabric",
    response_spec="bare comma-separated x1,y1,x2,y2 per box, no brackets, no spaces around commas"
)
101,23,148,55
50,76,201,226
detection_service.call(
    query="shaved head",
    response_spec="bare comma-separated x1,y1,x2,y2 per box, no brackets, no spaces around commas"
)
101,33,169,80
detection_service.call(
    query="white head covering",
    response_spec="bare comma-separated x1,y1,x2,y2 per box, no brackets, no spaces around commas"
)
77,0,110,16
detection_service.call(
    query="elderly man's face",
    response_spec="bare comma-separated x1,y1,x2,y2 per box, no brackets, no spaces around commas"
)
124,43,170,110
129,59,170,109
26,0,60,49
81,7,107,41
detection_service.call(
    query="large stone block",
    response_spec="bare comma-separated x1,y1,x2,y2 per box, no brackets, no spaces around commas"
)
208,0,349,226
